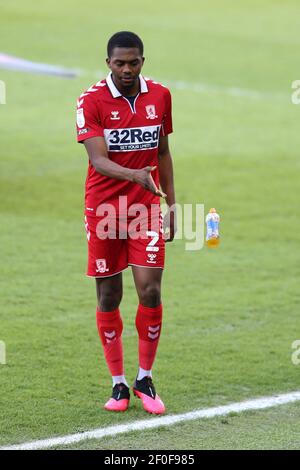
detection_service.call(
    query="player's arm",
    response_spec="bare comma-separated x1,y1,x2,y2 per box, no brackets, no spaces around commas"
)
158,135,176,241
158,135,175,207
83,136,166,197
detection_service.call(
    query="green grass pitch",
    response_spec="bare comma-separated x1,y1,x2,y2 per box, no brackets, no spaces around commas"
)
0,0,300,449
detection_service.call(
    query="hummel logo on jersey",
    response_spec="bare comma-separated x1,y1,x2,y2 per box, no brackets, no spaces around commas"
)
145,105,158,120
111,111,120,120
104,125,161,152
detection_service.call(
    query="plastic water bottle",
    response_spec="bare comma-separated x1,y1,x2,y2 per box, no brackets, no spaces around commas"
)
206,208,220,247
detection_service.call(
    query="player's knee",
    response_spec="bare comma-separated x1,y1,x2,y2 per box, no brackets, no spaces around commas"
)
139,283,161,308
99,288,122,311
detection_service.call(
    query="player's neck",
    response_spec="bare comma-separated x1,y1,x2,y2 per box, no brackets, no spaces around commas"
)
112,75,140,97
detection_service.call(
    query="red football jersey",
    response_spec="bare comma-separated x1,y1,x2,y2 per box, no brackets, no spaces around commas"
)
76,73,173,217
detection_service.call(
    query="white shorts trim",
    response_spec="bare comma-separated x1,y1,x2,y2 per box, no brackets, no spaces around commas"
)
129,263,164,270
86,266,128,278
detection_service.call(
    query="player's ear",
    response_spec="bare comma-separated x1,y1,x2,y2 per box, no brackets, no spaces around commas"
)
106,57,111,69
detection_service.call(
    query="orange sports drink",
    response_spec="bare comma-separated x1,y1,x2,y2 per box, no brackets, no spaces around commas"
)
205,208,220,247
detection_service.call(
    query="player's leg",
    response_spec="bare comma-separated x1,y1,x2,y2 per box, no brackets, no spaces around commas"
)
131,266,165,414
96,273,124,385
132,265,163,308
132,266,163,376
95,274,130,412
127,208,166,413
85,215,129,411
96,272,123,311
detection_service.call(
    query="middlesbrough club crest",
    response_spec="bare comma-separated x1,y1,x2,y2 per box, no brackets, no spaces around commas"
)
96,259,109,273
145,104,158,120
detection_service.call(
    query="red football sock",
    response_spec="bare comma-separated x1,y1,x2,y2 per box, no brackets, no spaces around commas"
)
96,307,124,377
135,303,163,371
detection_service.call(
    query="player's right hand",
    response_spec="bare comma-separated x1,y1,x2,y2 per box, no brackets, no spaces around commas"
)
132,166,167,198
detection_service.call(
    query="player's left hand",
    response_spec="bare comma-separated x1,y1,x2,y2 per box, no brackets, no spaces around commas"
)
163,208,177,242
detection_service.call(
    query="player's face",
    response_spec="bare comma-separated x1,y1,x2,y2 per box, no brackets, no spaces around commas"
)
106,47,144,92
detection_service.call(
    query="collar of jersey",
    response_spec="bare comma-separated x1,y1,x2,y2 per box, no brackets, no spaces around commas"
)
106,72,148,98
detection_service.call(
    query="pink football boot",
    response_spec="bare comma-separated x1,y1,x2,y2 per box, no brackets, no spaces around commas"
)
133,376,165,415
104,383,130,412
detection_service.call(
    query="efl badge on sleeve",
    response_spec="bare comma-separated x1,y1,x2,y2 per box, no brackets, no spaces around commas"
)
77,108,85,128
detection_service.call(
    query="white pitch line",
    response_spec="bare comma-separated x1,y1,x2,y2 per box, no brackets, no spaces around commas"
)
1,390,300,450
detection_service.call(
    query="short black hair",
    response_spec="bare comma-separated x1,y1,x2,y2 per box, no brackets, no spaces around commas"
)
107,31,144,58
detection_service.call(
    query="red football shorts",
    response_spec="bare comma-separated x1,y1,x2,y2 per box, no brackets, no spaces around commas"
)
84,211,165,277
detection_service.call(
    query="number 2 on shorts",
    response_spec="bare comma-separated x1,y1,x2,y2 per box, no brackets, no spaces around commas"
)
146,231,159,252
